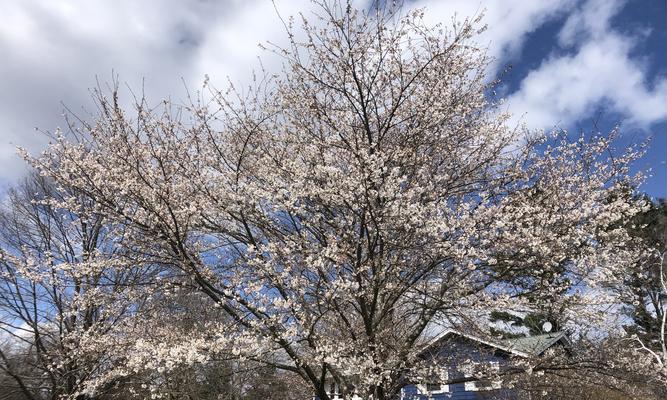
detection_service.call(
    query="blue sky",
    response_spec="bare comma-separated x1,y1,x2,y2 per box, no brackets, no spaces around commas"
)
0,0,665,197
494,0,667,198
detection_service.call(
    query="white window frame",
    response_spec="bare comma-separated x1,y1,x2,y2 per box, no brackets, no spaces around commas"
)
416,371,450,395
328,381,342,399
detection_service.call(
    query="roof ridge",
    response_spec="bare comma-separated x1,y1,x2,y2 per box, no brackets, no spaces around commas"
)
422,329,566,358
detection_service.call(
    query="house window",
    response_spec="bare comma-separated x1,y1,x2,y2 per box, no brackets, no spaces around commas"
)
426,383,449,394
416,372,449,395
464,361,501,392
329,381,341,399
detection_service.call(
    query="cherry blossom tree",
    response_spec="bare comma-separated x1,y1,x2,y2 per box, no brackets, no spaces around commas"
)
0,173,156,399
24,1,647,399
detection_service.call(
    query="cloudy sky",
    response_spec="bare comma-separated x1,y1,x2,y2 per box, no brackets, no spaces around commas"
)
1,0,666,196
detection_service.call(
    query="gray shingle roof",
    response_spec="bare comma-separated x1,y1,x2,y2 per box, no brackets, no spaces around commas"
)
503,332,566,356
423,329,567,358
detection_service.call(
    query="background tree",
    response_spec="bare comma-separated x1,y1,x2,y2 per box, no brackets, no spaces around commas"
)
624,198,667,346
24,1,648,399
0,340,32,400
0,173,154,399
511,334,667,400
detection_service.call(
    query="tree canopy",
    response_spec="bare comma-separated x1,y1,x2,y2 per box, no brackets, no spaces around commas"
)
1,1,657,399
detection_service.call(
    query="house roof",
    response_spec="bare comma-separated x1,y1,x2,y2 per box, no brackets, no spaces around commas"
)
422,329,567,358
504,332,567,356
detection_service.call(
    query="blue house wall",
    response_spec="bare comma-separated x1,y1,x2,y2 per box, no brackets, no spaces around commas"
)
400,335,517,400
316,331,558,399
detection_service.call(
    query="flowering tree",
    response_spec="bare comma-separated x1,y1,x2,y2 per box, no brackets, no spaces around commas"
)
0,173,154,399
25,1,646,399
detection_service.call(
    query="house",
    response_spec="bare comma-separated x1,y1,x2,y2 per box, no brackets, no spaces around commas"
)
400,329,570,400
318,329,569,400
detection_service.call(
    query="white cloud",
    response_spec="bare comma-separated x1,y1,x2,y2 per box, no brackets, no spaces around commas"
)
192,1,338,89
557,0,624,46
0,0,662,186
505,0,667,130
0,0,356,184
0,0,236,183
412,0,577,71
